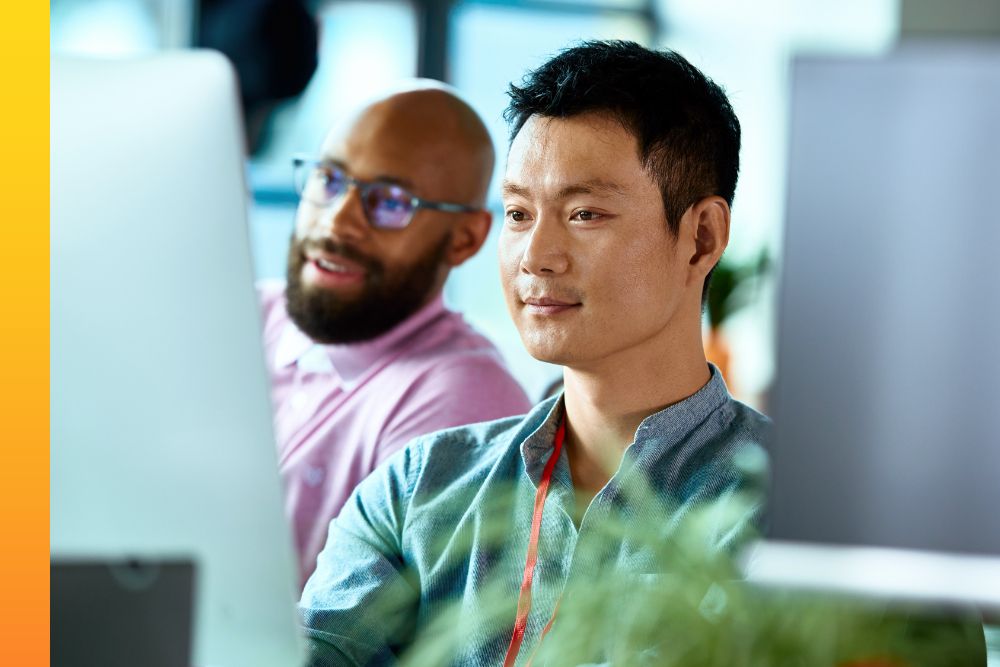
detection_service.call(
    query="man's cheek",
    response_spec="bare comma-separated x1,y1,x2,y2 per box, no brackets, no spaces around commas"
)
292,206,319,238
497,239,524,278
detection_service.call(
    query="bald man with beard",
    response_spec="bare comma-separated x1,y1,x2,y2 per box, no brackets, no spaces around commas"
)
259,84,531,587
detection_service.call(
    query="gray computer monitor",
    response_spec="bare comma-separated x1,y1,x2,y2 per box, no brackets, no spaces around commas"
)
51,53,306,666
752,42,1000,613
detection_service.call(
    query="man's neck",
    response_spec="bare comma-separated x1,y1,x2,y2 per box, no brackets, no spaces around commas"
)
561,327,711,504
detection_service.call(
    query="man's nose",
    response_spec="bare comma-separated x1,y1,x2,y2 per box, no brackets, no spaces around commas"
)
520,216,570,276
317,187,368,243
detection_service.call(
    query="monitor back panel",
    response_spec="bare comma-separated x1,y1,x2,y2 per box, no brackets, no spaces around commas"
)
51,53,304,667
773,44,1000,557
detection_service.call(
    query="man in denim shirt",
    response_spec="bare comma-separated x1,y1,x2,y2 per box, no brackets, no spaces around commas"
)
300,41,770,666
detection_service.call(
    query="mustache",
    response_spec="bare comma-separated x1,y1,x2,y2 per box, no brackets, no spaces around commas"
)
298,237,381,272
516,281,585,304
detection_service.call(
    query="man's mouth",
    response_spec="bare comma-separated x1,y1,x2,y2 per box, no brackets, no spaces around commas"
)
522,296,582,316
314,257,363,275
302,251,367,287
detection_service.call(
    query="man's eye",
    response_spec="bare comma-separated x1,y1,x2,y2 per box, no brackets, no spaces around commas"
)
319,170,344,191
506,210,527,223
572,210,599,221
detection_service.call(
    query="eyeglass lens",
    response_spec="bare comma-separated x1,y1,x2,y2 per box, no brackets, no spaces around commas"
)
299,163,415,229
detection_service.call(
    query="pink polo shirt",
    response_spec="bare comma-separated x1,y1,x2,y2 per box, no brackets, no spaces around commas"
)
258,281,532,586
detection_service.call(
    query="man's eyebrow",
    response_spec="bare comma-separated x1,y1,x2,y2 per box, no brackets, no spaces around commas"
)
501,179,627,199
372,173,415,190
556,180,627,198
501,181,531,198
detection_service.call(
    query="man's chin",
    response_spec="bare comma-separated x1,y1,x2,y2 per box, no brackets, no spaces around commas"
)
285,278,368,343
299,284,366,307
520,336,577,367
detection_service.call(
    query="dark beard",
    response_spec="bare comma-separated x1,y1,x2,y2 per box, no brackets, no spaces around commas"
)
284,234,448,344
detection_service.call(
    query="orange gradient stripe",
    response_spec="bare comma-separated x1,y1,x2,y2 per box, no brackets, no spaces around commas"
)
0,3,49,665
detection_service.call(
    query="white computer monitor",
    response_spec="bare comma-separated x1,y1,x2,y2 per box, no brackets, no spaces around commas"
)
51,52,306,666
749,42,1000,616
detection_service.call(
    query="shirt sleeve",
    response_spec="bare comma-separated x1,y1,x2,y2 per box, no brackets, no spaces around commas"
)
373,356,532,468
299,440,424,666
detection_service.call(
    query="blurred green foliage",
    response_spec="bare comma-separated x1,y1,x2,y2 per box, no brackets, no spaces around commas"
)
706,251,771,330
390,476,986,667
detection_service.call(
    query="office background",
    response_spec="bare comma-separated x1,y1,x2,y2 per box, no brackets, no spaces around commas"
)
49,0,906,406
49,2,1000,664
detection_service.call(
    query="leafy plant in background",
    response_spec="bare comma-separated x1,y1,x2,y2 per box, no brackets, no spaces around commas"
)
703,250,771,390
706,251,771,332
389,458,986,667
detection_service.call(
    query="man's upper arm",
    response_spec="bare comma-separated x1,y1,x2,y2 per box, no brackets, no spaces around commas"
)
299,441,423,666
373,356,531,467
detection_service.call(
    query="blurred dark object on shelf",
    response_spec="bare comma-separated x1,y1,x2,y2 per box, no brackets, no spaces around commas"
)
196,0,318,155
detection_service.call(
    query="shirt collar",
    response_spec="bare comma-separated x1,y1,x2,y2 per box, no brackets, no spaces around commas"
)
518,365,731,483
274,293,448,384
629,364,730,456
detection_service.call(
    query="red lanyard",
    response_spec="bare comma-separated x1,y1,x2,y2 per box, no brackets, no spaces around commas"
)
502,415,566,667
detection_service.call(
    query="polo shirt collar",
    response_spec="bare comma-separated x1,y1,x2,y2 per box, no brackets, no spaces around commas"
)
273,293,448,384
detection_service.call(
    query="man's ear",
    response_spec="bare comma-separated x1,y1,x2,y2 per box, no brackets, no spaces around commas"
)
683,196,730,285
445,210,492,267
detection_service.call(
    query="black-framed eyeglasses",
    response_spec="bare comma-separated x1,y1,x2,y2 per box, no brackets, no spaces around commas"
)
292,156,480,230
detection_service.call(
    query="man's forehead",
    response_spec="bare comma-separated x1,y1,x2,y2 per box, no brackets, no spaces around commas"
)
318,141,418,189
512,112,634,150
312,87,493,205
504,114,645,197
319,113,443,184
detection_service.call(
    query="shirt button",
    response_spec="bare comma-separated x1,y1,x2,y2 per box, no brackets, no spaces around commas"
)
304,465,325,487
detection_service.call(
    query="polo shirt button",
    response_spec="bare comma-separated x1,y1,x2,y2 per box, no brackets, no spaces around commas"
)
304,465,325,487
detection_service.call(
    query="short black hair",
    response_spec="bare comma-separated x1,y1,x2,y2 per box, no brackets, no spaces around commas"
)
504,40,741,302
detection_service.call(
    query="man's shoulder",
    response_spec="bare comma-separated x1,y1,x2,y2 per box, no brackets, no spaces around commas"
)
719,397,771,484
394,398,555,495
696,396,770,480
416,408,535,469
407,308,508,366
659,396,770,546
692,396,771,499
724,397,772,442
387,310,531,412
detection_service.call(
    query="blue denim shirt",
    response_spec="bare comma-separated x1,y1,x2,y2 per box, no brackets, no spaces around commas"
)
300,366,770,666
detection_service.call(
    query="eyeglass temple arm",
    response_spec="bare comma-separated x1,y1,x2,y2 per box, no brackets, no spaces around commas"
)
417,200,481,213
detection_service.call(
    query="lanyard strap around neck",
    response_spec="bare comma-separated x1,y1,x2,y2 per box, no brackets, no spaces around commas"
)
502,414,566,667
